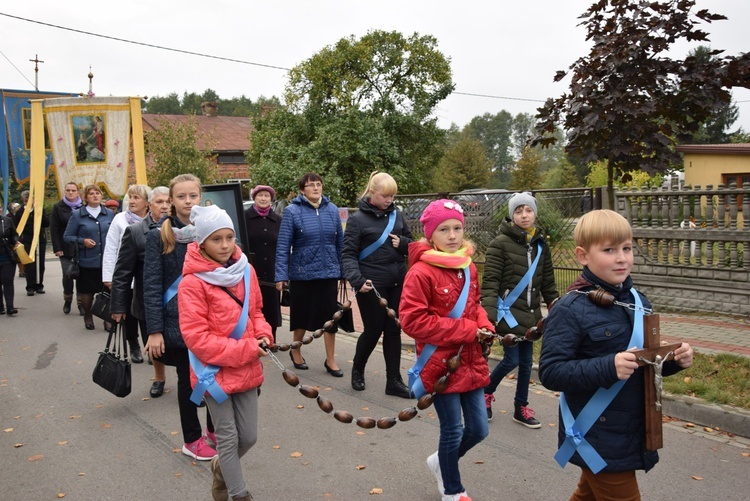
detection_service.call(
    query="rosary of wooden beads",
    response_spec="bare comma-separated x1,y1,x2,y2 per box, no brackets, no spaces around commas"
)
571,289,652,313
263,286,449,430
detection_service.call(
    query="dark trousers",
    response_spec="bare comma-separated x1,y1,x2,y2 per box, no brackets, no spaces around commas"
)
353,284,403,377
123,305,142,350
168,347,214,443
23,241,45,292
0,259,15,310
58,256,75,297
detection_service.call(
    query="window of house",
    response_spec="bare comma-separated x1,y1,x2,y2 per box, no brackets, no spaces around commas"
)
217,154,246,164
721,173,749,208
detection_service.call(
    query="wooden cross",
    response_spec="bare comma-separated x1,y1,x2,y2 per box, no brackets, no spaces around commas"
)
629,313,682,450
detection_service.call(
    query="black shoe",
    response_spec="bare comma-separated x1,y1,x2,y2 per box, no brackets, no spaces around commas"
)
63,301,72,314
7,309,18,316
26,290,35,296
78,304,85,316
131,347,144,364
324,360,344,377
513,402,541,429
35,288,45,294
385,375,411,398
351,368,365,391
149,381,165,398
289,350,308,370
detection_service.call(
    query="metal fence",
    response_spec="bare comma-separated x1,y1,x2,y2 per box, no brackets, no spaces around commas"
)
395,188,592,291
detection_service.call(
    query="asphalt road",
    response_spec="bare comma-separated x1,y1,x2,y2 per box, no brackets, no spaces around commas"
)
1,264,748,500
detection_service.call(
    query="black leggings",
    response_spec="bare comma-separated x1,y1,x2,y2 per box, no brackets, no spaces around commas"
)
352,284,404,377
161,347,214,443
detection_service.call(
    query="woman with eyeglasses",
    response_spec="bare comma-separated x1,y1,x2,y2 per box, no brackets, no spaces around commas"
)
275,173,345,377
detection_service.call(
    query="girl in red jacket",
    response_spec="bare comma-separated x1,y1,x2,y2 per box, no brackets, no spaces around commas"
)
179,205,272,501
400,199,495,501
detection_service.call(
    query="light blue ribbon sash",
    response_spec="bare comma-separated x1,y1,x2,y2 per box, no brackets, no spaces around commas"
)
163,275,182,307
188,265,251,405
408,266,471,399
555,290,644,473
496,241,542,329
358,210,396,261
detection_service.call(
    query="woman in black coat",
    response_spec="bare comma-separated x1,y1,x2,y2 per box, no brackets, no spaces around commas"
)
342,172,413,397
50,182,84,315
243,185,282,341
1,208,21,315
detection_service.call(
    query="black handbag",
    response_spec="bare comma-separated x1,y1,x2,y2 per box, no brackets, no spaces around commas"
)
64,249,80,280
92,324,131,397
280,288,291,307
92,290,114,323
336,282,355,333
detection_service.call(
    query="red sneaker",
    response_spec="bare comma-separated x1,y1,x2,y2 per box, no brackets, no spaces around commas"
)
182,436,218,461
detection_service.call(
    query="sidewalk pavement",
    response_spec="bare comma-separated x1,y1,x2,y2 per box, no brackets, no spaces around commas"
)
283,291,750,438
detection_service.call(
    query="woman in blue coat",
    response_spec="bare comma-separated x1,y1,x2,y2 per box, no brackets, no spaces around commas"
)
63,184,114,330
275,173,345,377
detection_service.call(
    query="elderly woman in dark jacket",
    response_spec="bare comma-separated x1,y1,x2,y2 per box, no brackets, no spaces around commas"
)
63,185,114,330
342,172,412,397
275,172,345,377
244,185,282,341
50,182,83,315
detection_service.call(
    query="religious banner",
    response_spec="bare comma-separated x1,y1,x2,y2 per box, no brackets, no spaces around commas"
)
1,88,76,209
44,96,139,197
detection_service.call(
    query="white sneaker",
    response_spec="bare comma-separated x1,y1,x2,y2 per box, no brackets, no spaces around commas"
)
442,491,471,501
426,451,445,495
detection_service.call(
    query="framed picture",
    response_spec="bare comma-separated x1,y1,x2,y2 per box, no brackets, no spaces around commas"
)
201,183,250,252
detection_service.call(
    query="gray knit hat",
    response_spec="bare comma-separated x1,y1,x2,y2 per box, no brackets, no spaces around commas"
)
508,192,537,215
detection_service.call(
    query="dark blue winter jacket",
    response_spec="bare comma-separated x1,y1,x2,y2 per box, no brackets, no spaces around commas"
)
539,267,683,473
63,206,114,269
274,194,344,282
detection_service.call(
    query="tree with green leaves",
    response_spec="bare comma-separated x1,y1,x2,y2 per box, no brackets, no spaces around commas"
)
144,116,219,188
247,30,454,205
533,0,750,208
432,131,492,192
510,145,542,191
465,111,514,188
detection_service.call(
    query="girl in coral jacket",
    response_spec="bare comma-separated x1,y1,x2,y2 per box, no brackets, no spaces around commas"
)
399,199,495,501
179,205,272,501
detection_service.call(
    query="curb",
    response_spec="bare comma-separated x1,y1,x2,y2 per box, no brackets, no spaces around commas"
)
661,394,750,438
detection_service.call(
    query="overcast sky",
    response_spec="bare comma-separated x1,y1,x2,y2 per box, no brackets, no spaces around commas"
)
2,0,748,133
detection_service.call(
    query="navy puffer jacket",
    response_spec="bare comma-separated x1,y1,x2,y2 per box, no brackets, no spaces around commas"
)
539,267,684,473
275,194,344,282
143,217,189,349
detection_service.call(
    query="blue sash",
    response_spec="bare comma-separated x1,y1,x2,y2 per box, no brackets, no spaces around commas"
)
496,241,542,329
408,266,471,399
555,290,644,473
358,210,396,261
188,266,251,405
163,275,182,307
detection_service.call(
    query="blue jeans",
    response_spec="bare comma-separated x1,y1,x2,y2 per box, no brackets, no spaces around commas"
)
432,388,489,495
485,341,532,405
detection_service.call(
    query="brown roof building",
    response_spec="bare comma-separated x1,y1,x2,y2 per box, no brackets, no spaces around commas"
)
141,102,254,180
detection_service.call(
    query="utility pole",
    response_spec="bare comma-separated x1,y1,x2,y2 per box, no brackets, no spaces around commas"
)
29,54,44,91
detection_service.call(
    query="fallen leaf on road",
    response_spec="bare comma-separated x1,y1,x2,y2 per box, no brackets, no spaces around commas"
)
273,445,280,449
740,452,749,457
28,455,44,461
57,493,65,498
171,431,179,435
361,407,369,411
78,473,85,476
57,441,68,445
507,374,516,380
355,465,366,470
535,390,543,395
69,415,81,419
14,443,24,448
102,423,112,428
369,488,383,495
175,473,183,477
4,428,13,433
296,405,304,409
548,423,557,427
290,452,303,458
356,431,366,435
684,423,695,428
691,476,704,481
172,448,181,453
703,427,713,433
474,460,484,464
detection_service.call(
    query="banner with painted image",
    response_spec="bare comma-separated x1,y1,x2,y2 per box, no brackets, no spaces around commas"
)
45,96,133,197
1,89,76,185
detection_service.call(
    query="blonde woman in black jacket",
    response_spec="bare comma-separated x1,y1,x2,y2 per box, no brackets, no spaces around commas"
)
342,172,413,397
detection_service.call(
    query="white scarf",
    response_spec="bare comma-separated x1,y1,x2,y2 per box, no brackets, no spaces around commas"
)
195,252,249,288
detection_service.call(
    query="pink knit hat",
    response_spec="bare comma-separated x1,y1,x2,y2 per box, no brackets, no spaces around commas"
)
251,185,275,200
420,199,465,240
